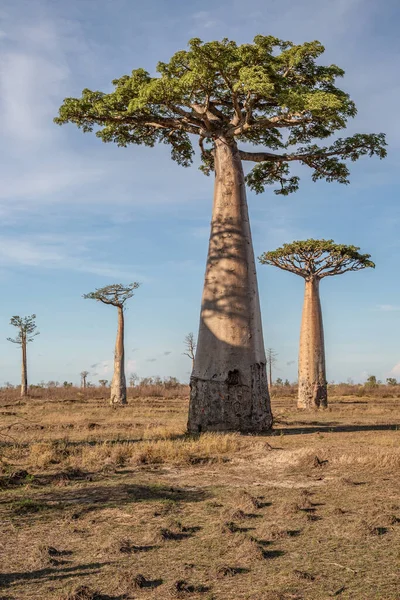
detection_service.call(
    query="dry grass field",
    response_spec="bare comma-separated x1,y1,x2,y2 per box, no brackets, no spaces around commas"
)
0,387,399,600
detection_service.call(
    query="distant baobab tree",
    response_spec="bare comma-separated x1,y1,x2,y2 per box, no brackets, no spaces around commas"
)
7,315,39,397
99,379,108,387
265,348,278,387
83,283,140,406
183,333,197,371
55,35,386,433
80,371,89,389
47,381,59,388
129,373,138,387
259,239,374,409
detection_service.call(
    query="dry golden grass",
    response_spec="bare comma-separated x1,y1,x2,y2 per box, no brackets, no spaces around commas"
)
0,389,399,599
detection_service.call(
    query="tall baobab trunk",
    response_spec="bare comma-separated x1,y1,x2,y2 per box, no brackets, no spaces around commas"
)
298,277,327,408
21,337,28,397
110,306,127,406
188,138,272,433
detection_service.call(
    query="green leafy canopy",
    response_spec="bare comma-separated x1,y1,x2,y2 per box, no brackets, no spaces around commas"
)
7,315,39,344
259,239,375,279
55,35,386,195
83,283,140,307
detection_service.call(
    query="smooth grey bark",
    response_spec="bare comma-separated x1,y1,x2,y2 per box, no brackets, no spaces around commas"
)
298,277,327,409
110,306,127,406
188,138,272,433
21,337,28,397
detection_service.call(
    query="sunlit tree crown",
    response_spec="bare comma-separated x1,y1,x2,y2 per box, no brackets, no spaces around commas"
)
83,283,140,308
7,315,39,344
55,35,386,195
259,239,375,279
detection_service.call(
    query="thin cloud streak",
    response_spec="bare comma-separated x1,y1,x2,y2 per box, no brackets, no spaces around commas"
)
376,305,400,312
0,233,147,280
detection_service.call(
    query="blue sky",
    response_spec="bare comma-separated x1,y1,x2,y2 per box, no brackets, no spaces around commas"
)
1,0,399,386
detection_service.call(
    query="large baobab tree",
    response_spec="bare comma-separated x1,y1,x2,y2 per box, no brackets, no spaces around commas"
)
259,240,374,409
83,283,140,406
183,333,197,371
7,315,39,397
55,36,386,432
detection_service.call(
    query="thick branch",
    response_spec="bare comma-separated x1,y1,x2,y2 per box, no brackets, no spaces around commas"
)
233,114,312,136
97,297,120,307
239,150,286,162
72,112,202,136
165,103,204,128
239,134,385,167
239,148,345,163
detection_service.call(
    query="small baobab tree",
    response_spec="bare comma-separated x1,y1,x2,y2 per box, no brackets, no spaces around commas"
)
80,371,89,389
55,36,386,433
183,333,197,371
128,373,138,387
259,240,374,409
365,375,378,387
265,348,278,387
99,379,109,387
7,315,39,397
83,283,140,406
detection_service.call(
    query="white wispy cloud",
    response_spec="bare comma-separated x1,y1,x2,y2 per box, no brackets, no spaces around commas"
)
0,5,212,219
376,304,400,312
0,9,105,218
0,233,146,279
0,52,67,144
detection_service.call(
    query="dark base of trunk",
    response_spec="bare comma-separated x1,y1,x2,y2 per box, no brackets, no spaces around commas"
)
298,379,327,409
187,362,272,433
